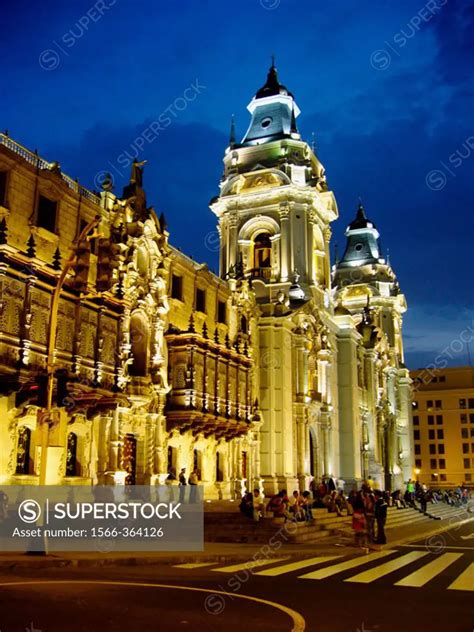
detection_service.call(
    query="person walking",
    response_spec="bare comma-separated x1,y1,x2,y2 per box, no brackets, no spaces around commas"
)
374,489,388,544
178,468,187,503
189,468,199,503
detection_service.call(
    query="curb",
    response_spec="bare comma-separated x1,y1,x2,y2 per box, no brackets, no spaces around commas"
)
1,516,472,571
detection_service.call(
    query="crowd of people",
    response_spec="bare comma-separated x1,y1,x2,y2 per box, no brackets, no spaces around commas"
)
239,478,472,548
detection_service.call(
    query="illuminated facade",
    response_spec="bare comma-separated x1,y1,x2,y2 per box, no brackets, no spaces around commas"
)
410,366,474,487
0,63,413,495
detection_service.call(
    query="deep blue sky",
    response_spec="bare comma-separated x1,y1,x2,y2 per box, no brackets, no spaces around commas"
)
1,0,473,370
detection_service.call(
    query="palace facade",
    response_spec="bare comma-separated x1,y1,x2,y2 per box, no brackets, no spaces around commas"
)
0,64,413,496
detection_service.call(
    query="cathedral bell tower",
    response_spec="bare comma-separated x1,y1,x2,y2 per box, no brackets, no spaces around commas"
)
210,61,338,307
333,202,413,489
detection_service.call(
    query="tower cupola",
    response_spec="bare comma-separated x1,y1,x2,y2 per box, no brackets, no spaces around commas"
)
241,60,301,146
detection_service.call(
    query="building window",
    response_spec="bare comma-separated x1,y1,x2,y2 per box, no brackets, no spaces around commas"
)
431,474,438,482
0,170,8,207
428,429,435,440
428,415,434,425
462,443,469,454
438,444,445,455
462,428,469,439
171,274,183,301
217,300,227,324
37,194,58,233
427,400,433,409
439,459,446,469
414,430,420,441
435,400,442,409
471,428,474,438
439,474,447,482
461,414,467,424
464,458,470,469
439,375,446,382
413,415,419,426
415,444,421,455
429,444,436,455
412,401,419,410
460,399,467,409
470,414,474,424
436,415,443,425
196,288,206,313
415,459,422,468
469,398,474,409
437,429,444,440
465,473,472,482
430,458,437,469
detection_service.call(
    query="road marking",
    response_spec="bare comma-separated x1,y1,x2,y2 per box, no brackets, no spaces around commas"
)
174,562,216,569
345,551,428,584
447,563,474,591
254,556,342,577
395,552,463,587
401,544,474,551
0,580,305,631
212,557,288,573
298,550,395,580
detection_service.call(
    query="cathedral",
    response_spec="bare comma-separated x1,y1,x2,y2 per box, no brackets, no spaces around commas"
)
0,63,413,498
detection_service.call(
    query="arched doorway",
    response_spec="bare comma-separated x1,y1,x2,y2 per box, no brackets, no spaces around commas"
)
66,432,78,476
309,427,318,478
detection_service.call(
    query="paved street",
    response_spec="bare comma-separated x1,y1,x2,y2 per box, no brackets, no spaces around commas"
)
0,520,472,632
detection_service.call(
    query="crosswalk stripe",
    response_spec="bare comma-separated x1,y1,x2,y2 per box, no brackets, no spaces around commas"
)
395,553,463,587
447,563,474,591
254,555,342,577
174,563,216,569
212,557,289,574
298,550,395,580
345,551,428,584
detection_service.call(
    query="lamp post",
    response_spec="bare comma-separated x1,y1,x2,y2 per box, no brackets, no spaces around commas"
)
38,216,100,487
414,467,421,483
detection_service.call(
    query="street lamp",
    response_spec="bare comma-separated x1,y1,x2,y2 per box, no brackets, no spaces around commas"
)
38,216,100,487
414,468,420,483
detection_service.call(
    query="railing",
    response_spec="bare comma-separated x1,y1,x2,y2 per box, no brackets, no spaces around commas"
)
0,132,100,205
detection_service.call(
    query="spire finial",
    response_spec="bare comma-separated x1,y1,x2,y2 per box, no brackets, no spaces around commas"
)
386,248,390,266
271,53,276,68
229,114,236,148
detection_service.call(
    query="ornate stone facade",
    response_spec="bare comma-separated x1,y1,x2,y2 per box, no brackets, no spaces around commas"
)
0,64,413,496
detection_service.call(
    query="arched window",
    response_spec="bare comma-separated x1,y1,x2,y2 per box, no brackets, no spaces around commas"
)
253,233,272,270
66,432,78,476
240,316,248,334
15,427,31,475
129,313,149,377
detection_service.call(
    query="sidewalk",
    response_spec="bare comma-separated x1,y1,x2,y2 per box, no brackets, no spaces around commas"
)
0,509,471,571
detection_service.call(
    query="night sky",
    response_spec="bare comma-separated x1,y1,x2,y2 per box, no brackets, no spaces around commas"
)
1,0,473,370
